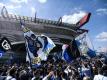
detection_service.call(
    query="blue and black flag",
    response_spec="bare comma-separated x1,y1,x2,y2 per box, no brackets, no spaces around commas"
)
20,21,56,64
62,44,73,62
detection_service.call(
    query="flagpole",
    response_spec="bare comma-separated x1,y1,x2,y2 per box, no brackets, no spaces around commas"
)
20,19,32,68
25,41,32,68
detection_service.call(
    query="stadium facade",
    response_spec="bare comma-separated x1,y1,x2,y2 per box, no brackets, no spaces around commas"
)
0,7,89,63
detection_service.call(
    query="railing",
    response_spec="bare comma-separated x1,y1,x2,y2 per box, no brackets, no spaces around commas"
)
0,13,77,28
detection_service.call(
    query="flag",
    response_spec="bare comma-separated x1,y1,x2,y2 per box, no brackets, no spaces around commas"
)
0,37,12,52
75,33,96,58
87,48,96,58
62,44,73,62
85,34,96,58
76,13,91,28
20,22,37,63
75,40,88,55
20,21,55,64
75,33,88,55
71,40,81,58
37,34,56,60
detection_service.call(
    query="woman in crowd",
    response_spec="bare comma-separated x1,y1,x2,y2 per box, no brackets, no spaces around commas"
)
0,55,107,80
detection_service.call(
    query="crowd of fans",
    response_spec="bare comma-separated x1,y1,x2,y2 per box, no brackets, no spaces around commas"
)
0,54,107,80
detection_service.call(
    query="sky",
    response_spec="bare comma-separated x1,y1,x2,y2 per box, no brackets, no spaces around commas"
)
0,0,107,52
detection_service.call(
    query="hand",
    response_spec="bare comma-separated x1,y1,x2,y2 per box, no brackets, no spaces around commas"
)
48,71,54,76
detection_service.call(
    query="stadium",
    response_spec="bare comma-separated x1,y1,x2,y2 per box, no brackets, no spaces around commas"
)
0,7,89,63
0,1,107,80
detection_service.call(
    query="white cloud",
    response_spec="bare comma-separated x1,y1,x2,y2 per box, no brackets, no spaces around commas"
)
6,5,21,10
10,0,28,4
97,47,107,53
31,7,36,17
0,2,21,10
0,3,5,8
0,2,22,15
38,0,47,3
62,11,86,24
96,8,107,15
71,7,82,13
96,32,107,41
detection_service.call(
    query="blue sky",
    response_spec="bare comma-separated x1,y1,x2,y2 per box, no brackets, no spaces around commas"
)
0,0,107,52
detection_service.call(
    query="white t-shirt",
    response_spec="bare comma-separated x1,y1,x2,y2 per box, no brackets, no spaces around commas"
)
31,77,35,80
5,75,16,80
94,74,107,80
